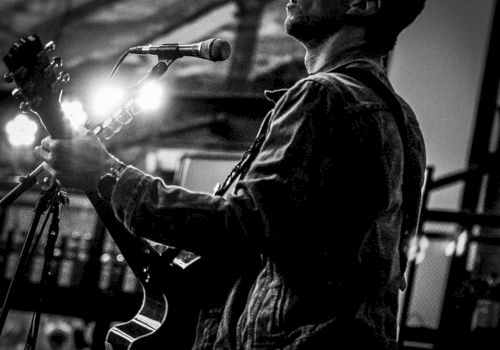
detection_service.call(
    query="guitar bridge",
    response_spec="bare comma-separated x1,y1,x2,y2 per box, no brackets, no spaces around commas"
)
172,250,201,270
145,239,201,270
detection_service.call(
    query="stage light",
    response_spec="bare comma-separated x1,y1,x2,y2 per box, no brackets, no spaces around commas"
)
456,230,468,257
416,236,429,264
135,80,164,112
445,241,456,257
61,100,88,129
5,114,39,146
91,86,125,118
408,235,429,264
445,230,468,257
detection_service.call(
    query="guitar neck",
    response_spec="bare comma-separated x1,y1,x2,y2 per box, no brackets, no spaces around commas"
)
33,97,73,140
86,190,159,284
3,33,159,288
43,108,158,285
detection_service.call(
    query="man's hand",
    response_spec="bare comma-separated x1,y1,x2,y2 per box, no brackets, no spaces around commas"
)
35,127,122,192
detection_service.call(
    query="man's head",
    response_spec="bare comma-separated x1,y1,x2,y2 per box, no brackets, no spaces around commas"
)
285,0,426,53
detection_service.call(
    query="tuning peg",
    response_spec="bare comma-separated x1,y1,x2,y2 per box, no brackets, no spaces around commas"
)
19,96,41,112
52,56,63,68
61,72,70,83
15,94,39,114
57,71,70,83
44,41,56,52
19,101,31,112
44,57,63,75
50,72,70,92
3,72,14,83
11,88,23,99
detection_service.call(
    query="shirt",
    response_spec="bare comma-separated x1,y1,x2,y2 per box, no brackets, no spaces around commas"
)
110,49,426,349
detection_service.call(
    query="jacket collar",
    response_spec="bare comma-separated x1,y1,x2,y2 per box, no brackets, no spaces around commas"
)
309,48,385,75
264,88,289,104
263,49,386,104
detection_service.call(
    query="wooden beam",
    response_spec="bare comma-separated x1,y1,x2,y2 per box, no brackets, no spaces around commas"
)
226,0,267,92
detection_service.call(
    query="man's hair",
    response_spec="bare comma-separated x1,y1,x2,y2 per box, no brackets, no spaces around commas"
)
352,0,427,53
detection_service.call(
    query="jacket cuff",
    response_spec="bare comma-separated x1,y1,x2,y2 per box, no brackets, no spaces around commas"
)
110,166,154,232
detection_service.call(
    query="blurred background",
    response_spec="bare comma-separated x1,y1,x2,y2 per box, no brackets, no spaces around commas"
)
0,0,499,349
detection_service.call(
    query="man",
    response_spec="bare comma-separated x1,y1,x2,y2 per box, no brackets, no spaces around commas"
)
37,0,426,349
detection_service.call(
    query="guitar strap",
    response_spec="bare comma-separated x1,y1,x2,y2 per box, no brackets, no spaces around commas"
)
215,65,423,290
214,111,273,197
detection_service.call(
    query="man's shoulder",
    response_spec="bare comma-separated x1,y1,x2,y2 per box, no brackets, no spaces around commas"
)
281,71,359,103
301,71,359,94
288,68,391,114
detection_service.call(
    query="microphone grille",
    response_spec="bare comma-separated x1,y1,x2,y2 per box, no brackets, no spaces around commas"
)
200,38,231,62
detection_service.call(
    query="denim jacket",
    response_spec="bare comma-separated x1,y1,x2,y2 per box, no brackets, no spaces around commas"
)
111,50,426,349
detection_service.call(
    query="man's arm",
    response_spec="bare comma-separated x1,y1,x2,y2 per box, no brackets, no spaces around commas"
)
35,79,384,267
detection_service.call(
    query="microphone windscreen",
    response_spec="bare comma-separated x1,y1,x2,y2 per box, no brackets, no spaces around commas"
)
200,38,231,62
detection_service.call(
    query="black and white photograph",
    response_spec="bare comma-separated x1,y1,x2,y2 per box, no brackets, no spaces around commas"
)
0,1,498,349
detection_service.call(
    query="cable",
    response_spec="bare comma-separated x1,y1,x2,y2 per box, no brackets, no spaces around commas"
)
105,50,130,85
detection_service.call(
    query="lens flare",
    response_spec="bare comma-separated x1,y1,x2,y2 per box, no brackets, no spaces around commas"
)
61,100,88,129
135,81,164,112
5,114,39,146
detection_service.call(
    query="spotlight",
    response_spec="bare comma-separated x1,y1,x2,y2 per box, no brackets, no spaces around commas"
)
90,86,125,118
456,230,468,257
61,100,88,129
445,241,456,257
5,114,39,146
135,81,164,112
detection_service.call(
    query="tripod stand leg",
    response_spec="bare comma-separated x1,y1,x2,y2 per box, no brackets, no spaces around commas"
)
0,187,58,335
26,192,64,350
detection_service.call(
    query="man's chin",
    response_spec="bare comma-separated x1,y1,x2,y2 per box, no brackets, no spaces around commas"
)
284,17,294,33
284,19,307,41
285,18,339,43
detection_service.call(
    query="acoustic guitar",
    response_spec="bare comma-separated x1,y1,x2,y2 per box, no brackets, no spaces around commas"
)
3,34,206,350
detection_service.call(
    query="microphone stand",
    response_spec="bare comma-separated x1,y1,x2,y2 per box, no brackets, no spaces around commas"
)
0,182,63,336
26,189,66,350
0,164,46,209
0,59,171,346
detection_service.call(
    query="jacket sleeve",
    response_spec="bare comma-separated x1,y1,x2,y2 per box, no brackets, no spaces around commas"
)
109,79,389,268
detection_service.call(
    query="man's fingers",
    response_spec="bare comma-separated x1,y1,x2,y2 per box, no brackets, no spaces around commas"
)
41,162,56,177
35,145,51,162
40,137,50,151
77,126,91,136
40,137,56,151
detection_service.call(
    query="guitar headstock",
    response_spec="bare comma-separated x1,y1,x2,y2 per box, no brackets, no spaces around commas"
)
3,34,72,139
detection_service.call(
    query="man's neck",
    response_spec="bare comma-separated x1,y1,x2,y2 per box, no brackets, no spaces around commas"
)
303,26,368,74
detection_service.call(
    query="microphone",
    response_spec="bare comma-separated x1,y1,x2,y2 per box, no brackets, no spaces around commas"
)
129,38,231,62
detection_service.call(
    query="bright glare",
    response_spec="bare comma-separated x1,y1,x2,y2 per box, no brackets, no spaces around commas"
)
91,86,125,117
416,236,429,264
456,230,468,257
5,114,38,146
407,236,419,262
445,231,468,257
61,100,88,129
445,241,456,257
135,81,164,112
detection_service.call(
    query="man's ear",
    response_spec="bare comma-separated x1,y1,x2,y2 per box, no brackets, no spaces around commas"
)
345,0,381,17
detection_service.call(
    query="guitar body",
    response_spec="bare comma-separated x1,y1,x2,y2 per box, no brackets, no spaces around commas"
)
106,277,204,350
103,245,204,350
106,285,168,350
3,34,203,350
